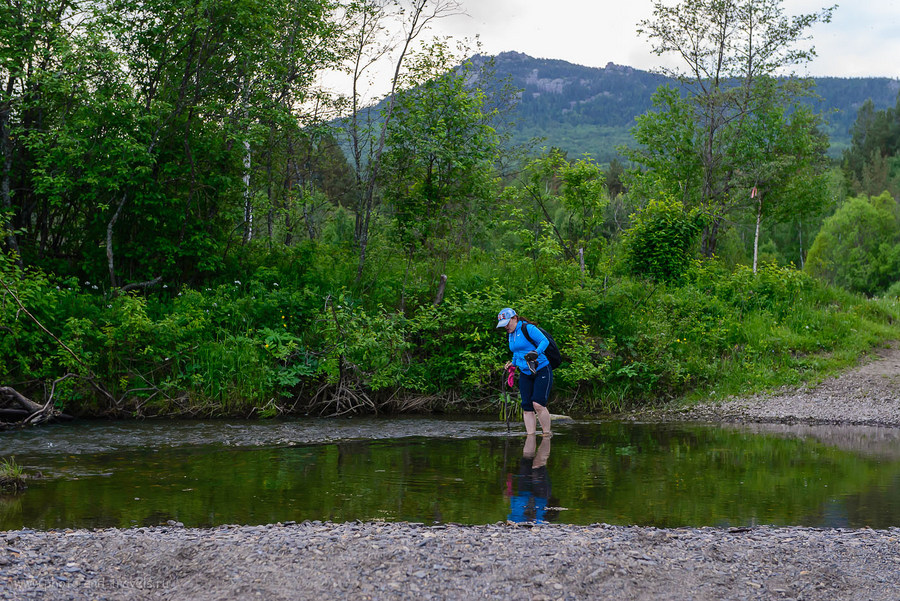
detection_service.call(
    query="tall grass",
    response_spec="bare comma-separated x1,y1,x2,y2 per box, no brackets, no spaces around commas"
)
0,458,26,493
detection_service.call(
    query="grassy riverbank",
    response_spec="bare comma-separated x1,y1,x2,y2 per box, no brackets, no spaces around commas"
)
0,458,26,493
3,247,899,419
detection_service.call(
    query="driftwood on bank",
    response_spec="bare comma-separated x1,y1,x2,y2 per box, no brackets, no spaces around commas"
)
0,386,43,413
0,379,75,427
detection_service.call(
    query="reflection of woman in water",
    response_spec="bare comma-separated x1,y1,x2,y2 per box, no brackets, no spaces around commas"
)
507,434,555,523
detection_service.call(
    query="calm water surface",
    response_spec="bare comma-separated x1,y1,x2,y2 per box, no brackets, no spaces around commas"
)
2,417,900,530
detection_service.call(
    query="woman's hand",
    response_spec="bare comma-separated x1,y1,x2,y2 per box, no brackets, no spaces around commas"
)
503,361,512,370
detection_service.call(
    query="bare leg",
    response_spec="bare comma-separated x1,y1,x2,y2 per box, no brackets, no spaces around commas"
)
523,411,537,435
534,402,551,436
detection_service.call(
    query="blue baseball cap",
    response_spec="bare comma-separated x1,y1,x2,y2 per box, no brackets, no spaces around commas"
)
496,307,516,328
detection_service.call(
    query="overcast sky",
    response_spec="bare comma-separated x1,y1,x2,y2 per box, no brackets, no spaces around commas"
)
431,0,900,79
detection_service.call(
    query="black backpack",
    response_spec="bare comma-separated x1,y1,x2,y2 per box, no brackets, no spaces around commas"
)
518,321,564,369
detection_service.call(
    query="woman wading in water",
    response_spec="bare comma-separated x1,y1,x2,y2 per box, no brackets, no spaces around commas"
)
497,308,553,436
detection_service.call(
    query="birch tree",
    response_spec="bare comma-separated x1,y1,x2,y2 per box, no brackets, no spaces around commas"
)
630,0,835,256
337,0,462,285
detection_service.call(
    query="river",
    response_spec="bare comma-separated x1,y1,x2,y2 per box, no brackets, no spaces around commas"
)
3,417,900,530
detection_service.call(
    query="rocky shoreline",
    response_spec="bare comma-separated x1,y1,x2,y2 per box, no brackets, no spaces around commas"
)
4,521,900,601
4,347,900,600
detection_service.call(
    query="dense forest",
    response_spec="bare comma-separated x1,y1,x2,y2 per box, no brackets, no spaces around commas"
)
484,52,900,162
2,0,900,422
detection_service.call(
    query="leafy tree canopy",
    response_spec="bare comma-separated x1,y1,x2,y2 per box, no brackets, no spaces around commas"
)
804,192,900,296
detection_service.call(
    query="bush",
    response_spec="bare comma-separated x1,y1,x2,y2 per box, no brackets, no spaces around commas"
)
623,198,707,283
805,192,900,296
3,239,899,418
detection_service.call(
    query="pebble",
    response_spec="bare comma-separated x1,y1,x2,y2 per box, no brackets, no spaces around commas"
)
0,522,898,600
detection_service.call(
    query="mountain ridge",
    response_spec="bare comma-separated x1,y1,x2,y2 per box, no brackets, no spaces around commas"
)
476,51,900,162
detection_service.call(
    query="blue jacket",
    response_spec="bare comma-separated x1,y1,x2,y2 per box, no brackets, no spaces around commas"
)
509,321,550,374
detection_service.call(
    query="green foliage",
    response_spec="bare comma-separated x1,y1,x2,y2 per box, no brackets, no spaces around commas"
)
499,148,609,273
631,0,834,256
314,298,410,393
805,192,900,296
0,457,25,493
728,81,831,235
623,198,706,282
2,0,344,285
4,240,900,418
2,1,898,421
0,255,85,383
380,45,501,264
842,96,900,198
623,87,702,205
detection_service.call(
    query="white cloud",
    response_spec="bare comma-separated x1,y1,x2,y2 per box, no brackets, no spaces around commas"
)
432,0,900,78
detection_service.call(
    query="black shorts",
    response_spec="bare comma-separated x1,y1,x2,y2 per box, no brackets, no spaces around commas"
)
518,365,552,411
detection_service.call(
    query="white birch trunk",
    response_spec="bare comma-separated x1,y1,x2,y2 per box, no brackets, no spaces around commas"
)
243,140,252,241
753,194,762,274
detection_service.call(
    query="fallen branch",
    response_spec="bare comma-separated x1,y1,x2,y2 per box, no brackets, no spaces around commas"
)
309,379,375,417
0,377,75,426
23,374,75,425
0,386,42,413
0,408,30,420
116,275,163,296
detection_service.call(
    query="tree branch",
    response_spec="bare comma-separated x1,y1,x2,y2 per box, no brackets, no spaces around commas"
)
526,185,577,261
106,192,128,288
116,276,163,296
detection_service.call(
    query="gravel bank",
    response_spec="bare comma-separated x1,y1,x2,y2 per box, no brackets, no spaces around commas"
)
4,521,900,601
5,347,900,600
637,345,900,427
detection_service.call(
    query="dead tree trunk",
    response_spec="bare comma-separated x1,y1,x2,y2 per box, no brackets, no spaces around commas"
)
0,386,43,413
0,383,72,426
433,274,447,307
